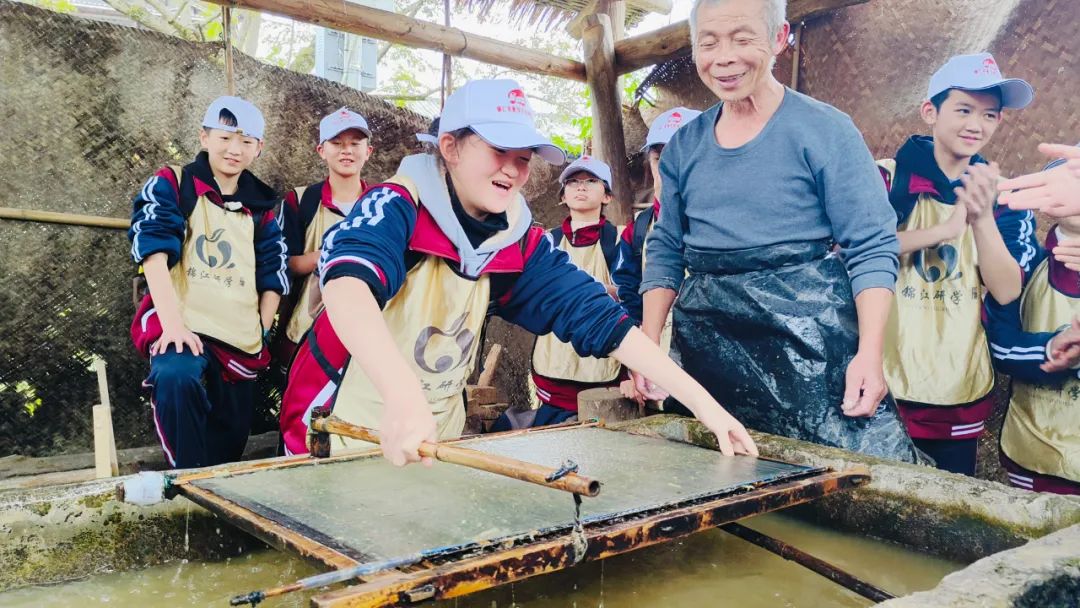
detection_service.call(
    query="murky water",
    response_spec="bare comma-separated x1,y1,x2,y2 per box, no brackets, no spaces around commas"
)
0,512,962,607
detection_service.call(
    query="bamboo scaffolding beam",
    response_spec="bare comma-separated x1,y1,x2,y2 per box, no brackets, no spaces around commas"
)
612,0,871,74
308,411,602,497
583,13,632,224
0,207,128,229
199,0,587,81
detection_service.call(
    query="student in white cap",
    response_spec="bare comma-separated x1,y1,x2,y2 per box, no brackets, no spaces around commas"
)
278,78,757,465
275,108,373,366
128,95,289,468
984,145,1080,495
612,107,702,406
614,108,702,333
877,52,1038,475
524,156,624,426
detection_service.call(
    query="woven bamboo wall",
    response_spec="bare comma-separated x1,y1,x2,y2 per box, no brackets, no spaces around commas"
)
0,1,430,456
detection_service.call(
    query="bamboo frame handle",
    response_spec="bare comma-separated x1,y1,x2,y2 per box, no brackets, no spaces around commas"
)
309,415,601,497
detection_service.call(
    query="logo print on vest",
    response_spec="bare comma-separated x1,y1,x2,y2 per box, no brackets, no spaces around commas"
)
414,312,474,374
195,228,236,269
913,243,961,283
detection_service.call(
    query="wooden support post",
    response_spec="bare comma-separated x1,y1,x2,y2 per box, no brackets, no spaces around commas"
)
583,13,633,225
92,358,119,478
791,22,803,91
578,386,642,423
200,0,586,81
223,6,236,96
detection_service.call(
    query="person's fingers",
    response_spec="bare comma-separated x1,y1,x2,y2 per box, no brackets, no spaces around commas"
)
998,171,1049,193
713,427,734,456
192,333,204,356
841,371,861,414
733,427,758,456
633,372,649,396
1038,143,1080,161
999,188,1053,209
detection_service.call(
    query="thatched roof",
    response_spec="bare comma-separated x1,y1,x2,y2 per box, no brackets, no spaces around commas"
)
456,0,650,30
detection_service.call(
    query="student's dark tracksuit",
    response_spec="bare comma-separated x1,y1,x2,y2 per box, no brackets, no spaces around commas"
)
880,136,1037,475
984,227,1080,495
529,216,624,424
129,151,289,468
278,154,634,454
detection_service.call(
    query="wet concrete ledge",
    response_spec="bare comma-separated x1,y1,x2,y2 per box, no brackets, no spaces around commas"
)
0,475,263,591
878,524,1080,608
611,415,1080,564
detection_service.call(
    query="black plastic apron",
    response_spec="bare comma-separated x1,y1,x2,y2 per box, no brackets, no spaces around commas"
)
672,240,919,463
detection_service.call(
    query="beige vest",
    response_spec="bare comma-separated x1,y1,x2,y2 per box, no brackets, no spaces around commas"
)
532,233,622,383
331,177,489,445
1002,259,1080,482
284,188,343,343
168,169,262,354
879,159,993,405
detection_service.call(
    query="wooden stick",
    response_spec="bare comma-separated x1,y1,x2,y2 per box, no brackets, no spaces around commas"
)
790,22,803,91
199,0,586,81
308,413,601,497
223,6,236,96
719,522,895,603
0,207,128,230
476,344,502,388
92,358,119,478
92,405,119,478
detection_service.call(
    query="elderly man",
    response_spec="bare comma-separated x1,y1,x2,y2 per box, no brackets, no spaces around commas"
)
637,0,918,461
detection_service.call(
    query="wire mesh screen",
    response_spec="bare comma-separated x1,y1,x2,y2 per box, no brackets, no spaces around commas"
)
0,0,429,457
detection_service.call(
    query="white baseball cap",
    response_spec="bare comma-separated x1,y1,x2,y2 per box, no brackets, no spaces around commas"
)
439,79,565,165
202,96,265,140
319,107,371,143
642,107,702,152
927,53,1034,110
559,155,612,190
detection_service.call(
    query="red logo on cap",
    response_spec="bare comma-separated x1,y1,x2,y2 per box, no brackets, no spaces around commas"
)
496,88,533,116
974,57,1001,77
662,111,683,129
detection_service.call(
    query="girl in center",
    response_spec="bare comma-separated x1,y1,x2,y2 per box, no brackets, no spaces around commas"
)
529,156,625,426
279,79,757,465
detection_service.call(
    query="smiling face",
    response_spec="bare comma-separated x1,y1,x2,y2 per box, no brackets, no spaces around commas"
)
560,170,610,213
440,132,532,219
198,127,263,180
922,89,1003,162
317,129,371,178
692,0,788,103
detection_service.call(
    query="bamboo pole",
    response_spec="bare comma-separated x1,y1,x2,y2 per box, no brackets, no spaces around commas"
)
791,22,803,91
583,13,632,225
719,522,895,603
0,207,128,230
200,0,586,81
308,412,602,497
612,0,871,74
92,358,119,479
223,6,236,96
